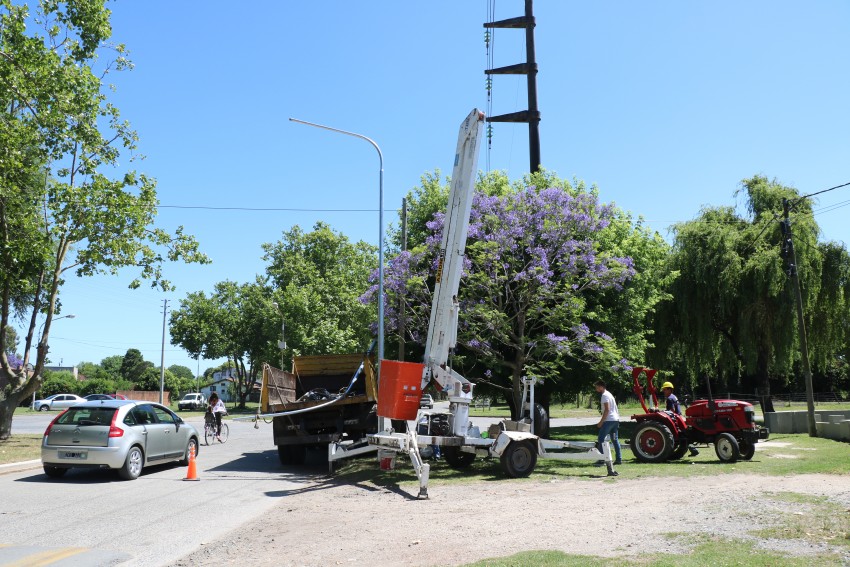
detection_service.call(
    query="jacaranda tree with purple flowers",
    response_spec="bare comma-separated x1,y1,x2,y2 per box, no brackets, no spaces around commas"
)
365,171,669,412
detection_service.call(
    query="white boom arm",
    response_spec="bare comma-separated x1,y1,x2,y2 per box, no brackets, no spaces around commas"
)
422,108,485,437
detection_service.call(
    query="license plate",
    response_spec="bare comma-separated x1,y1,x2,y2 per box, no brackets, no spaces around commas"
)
60,451,87,460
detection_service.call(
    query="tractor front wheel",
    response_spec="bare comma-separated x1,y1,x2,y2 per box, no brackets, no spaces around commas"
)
738,439,756,460
714,433,740,463
630,422,675,463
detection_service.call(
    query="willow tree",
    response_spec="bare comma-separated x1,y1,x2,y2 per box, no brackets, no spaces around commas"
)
0,1,207,438
653,176,848,410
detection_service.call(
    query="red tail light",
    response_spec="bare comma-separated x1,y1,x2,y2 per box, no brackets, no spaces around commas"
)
109,409,124,438
44,410,68,436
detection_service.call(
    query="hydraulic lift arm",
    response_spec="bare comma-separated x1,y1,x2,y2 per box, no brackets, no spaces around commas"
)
421,109,486,437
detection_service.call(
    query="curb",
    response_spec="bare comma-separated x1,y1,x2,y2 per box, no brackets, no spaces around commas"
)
0,459,41,476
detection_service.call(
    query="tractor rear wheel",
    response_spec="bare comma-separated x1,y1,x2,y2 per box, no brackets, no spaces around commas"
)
630,422,675,463
670,440,689,461
714,433,740,463
738,439,756,460
500,440,537,478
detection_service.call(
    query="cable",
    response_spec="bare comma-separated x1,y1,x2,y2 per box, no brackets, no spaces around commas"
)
157,205,378,212
795,180,850,202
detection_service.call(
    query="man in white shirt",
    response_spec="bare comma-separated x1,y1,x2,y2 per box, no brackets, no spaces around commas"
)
594,380,622,465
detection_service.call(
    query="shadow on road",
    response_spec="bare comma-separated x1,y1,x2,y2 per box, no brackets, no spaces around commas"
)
14,461,185,484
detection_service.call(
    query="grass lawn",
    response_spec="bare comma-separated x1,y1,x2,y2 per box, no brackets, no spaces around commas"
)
0,434,42,465
333,429,848,487
751,492,850,549
461,539,843,566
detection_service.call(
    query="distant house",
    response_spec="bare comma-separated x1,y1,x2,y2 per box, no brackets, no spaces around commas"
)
200,371,261,404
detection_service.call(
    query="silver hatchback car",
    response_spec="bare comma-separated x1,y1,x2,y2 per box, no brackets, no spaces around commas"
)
41,400,199,480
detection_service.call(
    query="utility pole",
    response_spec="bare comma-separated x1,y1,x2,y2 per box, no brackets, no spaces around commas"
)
159,299,169,405
485,0,541,173
781,198,817,437
398,198,407,362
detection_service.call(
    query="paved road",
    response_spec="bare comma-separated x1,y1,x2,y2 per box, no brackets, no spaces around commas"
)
0,416,322,567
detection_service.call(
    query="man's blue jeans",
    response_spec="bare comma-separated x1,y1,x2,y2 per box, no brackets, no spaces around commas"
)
598,420,622,463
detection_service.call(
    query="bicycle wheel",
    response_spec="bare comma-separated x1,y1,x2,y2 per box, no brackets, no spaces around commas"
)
218,423,229,443
204,424,214,446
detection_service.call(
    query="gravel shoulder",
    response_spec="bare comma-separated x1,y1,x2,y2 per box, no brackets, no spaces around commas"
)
177,472,850,566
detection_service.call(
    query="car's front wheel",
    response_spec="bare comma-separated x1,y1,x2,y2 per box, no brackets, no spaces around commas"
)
179,438,198,466
43,465,67,478
39,405,49,412
119,446,144,480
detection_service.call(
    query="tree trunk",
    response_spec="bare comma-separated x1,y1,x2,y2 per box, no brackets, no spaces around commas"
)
756,350,776,413
0,393,23,440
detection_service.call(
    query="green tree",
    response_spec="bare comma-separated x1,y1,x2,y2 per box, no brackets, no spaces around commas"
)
262,222,377,356
99,355,124,379
3,326,18,359
652,176,849,410
119,349,152,384
168,364,195,382
0,1,207,439
38,371,78,398
170,279,278,409
78,377,116,397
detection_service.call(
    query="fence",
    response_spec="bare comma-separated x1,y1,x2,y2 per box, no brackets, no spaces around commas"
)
116,390,171,406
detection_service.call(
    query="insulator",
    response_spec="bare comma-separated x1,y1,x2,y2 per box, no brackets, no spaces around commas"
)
484,31,491,45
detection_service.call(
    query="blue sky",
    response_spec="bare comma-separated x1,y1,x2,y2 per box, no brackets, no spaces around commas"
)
25,1,850,376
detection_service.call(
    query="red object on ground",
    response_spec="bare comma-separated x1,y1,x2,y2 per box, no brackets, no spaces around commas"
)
377,360,425,421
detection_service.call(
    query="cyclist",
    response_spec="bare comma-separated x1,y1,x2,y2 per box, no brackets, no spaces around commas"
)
207,393,226,442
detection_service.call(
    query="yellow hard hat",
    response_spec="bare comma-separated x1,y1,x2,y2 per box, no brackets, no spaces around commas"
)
661,381,674,390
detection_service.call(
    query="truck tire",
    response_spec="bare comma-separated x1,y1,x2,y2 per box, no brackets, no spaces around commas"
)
738,439,756,460
443,446,475,469
500,440,537,478
714,433,740,463
278,444,307,466
531,403,550,438
630,422,674,463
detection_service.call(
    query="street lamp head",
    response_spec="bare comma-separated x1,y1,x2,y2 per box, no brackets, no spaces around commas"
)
66,314,76,319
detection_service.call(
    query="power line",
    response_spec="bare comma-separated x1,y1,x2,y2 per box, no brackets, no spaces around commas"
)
796,180,850,202
157,204,378,212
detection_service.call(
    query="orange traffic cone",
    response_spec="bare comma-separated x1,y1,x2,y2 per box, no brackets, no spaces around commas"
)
183,443,200,481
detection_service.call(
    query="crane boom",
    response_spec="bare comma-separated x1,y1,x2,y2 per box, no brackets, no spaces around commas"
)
421,108,485,436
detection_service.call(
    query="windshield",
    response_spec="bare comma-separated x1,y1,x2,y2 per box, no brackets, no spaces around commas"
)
56,407,117,426
182,394,197,400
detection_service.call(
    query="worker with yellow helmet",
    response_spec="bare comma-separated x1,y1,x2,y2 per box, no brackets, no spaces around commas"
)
658,380,700,457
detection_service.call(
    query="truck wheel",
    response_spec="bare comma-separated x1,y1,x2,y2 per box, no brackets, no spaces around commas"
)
670,440,689,460
714,433,740,463
630,422,674,463
500,440,537,478
278,445,307,466
443,446,475,469
738,439,755,460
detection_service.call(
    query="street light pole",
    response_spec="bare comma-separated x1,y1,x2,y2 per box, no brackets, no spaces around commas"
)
288,119,386,365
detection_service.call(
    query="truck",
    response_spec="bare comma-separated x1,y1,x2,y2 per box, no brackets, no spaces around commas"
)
260,352,378,465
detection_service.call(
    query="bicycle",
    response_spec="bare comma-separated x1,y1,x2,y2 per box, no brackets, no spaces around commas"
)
204,411,229,445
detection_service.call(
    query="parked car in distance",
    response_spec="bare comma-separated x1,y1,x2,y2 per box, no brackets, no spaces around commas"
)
41,400,199,480
32,394,86,411
420,394,434,409
178,393,206,411
109,394,128,400
84,394,113,401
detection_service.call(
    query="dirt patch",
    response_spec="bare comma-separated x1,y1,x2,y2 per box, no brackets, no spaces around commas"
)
177,473,850,566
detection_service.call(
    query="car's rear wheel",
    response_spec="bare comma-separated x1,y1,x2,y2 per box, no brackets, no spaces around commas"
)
43,465,67,478
119,446,144,480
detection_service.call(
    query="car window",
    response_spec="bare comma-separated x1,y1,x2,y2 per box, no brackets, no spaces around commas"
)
123,410,137,426
130,405,157,426
153,406,176,424
57,407,116,426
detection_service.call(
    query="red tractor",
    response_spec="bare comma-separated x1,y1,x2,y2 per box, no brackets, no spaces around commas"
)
629,367,769,463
